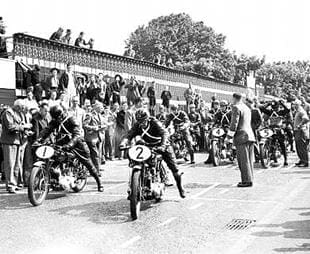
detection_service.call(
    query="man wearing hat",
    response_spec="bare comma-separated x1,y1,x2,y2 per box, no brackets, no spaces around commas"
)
292,99,309,167
46,67,60,99
188,103,202,150
226,93,256,187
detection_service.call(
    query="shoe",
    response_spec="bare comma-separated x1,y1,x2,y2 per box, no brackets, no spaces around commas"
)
173,172,186,198
284,162,288,166
101,161,106,165
295,161,303,166
16,184,23,190
190,161,195,164
237,182,253,187
98,185,104,192
298,163,309,168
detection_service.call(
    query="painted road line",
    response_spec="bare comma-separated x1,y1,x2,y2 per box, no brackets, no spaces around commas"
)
219,189,229,194
157,217,177,227
229,179,309,254
195,197,279,204
120,236,142,249
191,183,220,198
189,202,204,210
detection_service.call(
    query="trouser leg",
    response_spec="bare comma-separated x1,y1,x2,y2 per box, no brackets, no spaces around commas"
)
3,144,19,189
183,131,194,162
86,141,100,173
295,130,309,164
236,142,253,183
23,142,33,185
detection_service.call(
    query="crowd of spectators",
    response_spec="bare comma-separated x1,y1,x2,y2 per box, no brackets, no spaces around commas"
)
49,27,94,49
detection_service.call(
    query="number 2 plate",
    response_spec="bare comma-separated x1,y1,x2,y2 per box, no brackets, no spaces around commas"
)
128,145,151,162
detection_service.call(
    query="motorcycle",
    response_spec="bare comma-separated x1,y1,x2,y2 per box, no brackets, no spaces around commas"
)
210,126,236,166
28,143,88,206
190,124,200,152
169,124,189,161
121,142,167,220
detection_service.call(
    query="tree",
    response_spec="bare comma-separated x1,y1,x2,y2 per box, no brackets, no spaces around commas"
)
125,13,237,81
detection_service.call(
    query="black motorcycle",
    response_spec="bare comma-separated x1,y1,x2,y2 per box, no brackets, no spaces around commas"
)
28,143,88,206
169,124,189,161
121,142,167,220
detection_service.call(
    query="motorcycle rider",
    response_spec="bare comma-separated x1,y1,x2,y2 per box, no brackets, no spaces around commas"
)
38,105,104,192
120,109,186,198
165,104,195,164
259,100,290,166
209,99,220,115
214,100,232,129
156,105,167,124
188,103,202,150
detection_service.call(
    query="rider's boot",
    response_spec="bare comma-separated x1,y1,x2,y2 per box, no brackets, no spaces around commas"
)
90,168,104,192
173,172,186,198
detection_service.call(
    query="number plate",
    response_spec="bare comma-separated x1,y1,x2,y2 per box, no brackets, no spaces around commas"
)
35,145,55,159
212,128,225,137
259,128,273,138
128,145,151,162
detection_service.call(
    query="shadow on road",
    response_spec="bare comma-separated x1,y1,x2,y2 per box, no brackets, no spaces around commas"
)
250,207,310,252
281,171,310,175
51,199,154,224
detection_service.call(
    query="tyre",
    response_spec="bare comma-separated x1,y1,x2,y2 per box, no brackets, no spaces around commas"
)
211,140,220,166
130,170,141,220
260,143,271,168
28,166,49,206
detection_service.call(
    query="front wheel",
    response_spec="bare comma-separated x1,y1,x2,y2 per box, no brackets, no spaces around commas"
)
211,140,221,166
72,163,87,193
130,170,141,220
260,142,271,168
28,166,50,206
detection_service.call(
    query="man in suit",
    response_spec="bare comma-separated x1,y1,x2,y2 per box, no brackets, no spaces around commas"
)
59,63,77,100
83,101,107,174
226,93,256,187
0,100,32,193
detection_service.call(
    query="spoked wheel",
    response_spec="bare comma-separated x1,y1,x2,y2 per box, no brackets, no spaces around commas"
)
130,170,141,220
211,140,221,166
28,166,49,206
260,143,271,168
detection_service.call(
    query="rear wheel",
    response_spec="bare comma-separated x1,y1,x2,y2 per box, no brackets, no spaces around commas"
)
28,166,50,206
130,170,141,220
260,143,271,168
211,140,221,166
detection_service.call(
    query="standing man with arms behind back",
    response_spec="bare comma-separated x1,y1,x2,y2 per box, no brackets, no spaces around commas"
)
226,93,256,187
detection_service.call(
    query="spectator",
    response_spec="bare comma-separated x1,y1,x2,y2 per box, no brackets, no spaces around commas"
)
125,76,141,105
97,73,107,103
68,96,85,130
47,90,59,108
31,102,51,143
56,91,69,110
76,74,87,106
156,105,167,124
86,74,100,104
161,85,172,110
111,74,125,104
59,63,77,103
114,102,127,159
83,101,106,175
29,65,43,102
88,38,94,49
104,105,116,160
292,99,309,167
0,100,32,193
124,101,135,133
154,54,161,64
166,58,174,68
0,17,8,58
124,45,135,58
49,27,64,41
47,67,60,98
61,29,72,45
74,32,87,47
184,83,195,112
147,81,156,116
23,88,38,112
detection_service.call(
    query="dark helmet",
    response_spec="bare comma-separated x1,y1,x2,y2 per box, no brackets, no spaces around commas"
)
50,105,65,120
135,109,149,123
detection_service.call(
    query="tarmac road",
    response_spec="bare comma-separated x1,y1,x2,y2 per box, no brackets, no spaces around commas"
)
0,152,309,254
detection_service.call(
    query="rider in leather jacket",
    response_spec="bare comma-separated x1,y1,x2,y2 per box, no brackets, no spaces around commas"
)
39,105,104,192
188,104,202,149
259,100,290,166
121,109,186,198
165,104,195,164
